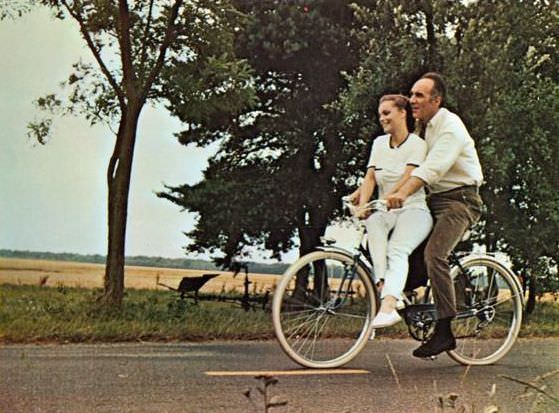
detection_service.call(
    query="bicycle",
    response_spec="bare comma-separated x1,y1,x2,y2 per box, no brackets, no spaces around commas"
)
272,198,524,368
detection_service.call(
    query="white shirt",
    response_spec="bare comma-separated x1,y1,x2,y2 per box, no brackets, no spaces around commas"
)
368,133,429,210
411,108,483,193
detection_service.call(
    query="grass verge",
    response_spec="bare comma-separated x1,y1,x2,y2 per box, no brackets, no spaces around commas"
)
0,284,274,343
1,283,558,343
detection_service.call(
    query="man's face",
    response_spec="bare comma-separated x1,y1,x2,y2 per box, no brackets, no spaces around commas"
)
410,78,441,122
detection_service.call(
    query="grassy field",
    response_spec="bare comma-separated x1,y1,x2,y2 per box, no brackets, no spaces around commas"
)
0,284,275,343
0,257,282,293
0,258,281,343
1,258,558,343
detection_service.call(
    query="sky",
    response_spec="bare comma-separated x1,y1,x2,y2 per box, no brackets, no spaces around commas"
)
0,9,217,259
0,8,358,262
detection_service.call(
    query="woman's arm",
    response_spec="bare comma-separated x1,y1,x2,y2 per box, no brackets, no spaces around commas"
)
355,168,376,218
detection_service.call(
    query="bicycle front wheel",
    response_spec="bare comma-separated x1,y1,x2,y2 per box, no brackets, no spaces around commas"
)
448,255,523,365
272,250,377,368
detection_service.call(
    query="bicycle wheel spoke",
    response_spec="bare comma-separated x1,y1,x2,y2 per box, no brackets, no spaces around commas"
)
333,311,368,320
447,257,522,365
301,314,331,360
285,312,322,340
273,251,376,368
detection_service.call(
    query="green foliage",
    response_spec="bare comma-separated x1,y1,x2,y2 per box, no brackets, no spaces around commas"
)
0,0,33,20
27,0,255,140
439,1,559,296
15,0,258,306
161,0,368,266
342,0,559,297
161,1,559,290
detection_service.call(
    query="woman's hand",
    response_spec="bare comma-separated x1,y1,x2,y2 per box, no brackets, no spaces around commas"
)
355,204,373,220
347,189,360,205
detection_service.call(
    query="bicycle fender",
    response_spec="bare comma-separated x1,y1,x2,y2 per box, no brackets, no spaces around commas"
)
315,246,375,278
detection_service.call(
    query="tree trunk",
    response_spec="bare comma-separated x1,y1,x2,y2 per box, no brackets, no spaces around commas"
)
298,224,324,257
100,104,142,307
526,274,537,315
294,208,329,298
422,0,440,71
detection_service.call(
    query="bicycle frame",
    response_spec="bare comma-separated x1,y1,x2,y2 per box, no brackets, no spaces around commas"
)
272,198,525,368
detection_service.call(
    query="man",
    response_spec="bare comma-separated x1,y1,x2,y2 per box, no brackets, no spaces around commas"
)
386,72,483,358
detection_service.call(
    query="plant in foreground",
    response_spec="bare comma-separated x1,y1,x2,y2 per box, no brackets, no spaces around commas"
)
243,375,288,413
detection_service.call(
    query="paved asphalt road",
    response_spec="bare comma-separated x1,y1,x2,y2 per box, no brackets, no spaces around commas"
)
1,338,558,413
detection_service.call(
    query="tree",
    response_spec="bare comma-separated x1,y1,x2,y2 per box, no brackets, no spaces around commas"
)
160,0,559,309
160,0,368,266
20,0,254,307
441,0,559,309
344,0,559,306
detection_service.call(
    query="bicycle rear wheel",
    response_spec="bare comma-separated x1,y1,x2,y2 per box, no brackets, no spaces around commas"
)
272,250,377,368
448,255,523,365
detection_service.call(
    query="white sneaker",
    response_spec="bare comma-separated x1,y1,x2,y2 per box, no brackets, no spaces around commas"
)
371,310,402,328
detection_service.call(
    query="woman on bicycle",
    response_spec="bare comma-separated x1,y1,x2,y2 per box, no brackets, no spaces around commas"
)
351,94,433,328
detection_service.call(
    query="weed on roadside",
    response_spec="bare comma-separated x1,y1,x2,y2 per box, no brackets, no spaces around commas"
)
243,375,288,413
501,369,559,413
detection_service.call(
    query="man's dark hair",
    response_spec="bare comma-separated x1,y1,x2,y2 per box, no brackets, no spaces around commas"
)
421,72,446,106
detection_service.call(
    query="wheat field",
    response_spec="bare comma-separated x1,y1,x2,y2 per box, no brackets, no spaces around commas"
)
0,258,283,294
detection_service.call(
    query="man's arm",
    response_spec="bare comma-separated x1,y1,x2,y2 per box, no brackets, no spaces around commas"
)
387,165,417,196
385,176,426,209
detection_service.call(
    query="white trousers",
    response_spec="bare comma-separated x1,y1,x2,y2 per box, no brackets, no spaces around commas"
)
364,208,433,300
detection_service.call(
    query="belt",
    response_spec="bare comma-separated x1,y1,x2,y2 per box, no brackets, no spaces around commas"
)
431,185,479,195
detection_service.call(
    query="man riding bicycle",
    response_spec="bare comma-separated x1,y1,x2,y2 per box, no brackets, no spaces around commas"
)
386,72,484,358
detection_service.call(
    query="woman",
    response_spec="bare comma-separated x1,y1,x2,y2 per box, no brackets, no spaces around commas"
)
352,94,433,328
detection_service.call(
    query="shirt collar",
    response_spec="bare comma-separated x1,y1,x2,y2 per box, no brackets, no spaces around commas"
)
427,107,448,129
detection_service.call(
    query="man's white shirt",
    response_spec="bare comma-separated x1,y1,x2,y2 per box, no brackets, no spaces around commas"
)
411,108,483,193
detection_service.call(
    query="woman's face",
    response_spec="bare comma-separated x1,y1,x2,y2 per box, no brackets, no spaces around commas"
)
378,100,406,134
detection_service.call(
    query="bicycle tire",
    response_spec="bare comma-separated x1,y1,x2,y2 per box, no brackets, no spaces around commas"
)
447,255,523,365
272,250,377,368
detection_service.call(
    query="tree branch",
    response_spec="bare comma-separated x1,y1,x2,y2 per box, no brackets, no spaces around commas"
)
140,0,183,103
138,0,155,80
61,0,125,109
118,0,137,100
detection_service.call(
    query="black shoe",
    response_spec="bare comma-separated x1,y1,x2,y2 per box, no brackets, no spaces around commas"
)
413,334,456,358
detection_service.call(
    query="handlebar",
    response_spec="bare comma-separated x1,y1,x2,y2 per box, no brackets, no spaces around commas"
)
342,196,387,217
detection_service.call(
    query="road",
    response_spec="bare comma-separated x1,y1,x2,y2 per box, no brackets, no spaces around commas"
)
1,338,558,413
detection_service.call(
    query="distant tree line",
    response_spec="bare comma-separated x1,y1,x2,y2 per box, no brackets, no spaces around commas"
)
0,250,288,275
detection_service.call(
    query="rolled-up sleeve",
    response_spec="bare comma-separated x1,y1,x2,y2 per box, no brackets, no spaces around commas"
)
411,129,464,185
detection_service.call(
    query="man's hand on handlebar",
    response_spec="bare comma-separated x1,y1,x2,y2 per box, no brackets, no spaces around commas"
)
385,191,407,209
